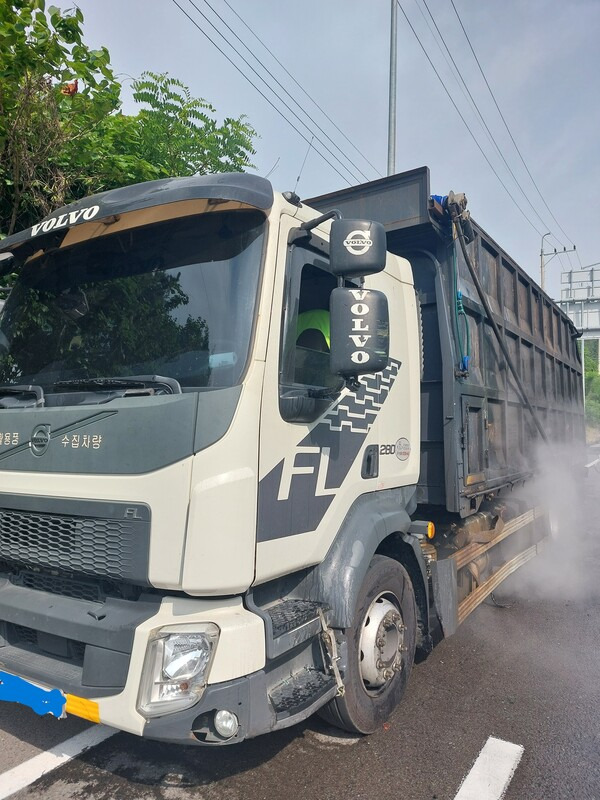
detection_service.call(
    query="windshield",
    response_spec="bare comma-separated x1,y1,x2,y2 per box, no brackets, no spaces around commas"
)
0,209,265,391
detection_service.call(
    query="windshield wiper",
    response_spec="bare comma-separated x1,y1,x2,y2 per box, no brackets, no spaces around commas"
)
53,374,182,395
0,384,44,408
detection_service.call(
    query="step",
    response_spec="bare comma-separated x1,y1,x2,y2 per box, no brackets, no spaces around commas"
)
269,667,337,719
264,599,324,659
267,599,323,638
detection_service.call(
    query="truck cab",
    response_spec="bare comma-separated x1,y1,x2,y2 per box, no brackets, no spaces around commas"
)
0,173,423,743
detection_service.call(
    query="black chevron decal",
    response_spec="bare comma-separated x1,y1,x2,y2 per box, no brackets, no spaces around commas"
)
257,360,401,542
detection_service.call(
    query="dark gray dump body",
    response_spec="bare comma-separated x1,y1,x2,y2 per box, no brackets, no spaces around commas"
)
307,167,584,517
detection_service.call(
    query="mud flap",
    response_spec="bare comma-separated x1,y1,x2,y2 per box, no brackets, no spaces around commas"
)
430,558,458,638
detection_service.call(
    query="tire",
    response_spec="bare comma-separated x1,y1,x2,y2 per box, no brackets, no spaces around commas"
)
319,555,417,734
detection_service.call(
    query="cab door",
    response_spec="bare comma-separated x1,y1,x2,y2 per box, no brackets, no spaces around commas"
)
255,217,386,584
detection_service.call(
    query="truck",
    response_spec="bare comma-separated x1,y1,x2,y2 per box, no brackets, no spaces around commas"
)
0,166,584,744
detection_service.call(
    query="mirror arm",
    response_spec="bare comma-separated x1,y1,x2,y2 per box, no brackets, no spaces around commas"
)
300,209,341,232
288,210,343,246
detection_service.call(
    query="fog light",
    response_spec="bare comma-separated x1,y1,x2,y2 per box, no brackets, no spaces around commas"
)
214,709,239,739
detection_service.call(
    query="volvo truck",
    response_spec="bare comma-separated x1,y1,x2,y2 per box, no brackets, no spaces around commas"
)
0,167,584,744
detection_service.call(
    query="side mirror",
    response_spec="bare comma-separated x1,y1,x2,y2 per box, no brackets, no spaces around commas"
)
329,219,387,278
330,287,389,378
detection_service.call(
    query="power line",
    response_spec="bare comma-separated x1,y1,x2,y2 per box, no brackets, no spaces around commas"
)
421,0,565,244
449,0,578,256
171,0,361,185
169,0,352,184
395,0,545,237
220,0,383,179
414,1,483,125
200,0,373,183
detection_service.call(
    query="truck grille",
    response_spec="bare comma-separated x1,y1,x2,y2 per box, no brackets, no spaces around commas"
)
0,496,151,585
16,569,103,603
0,566,145,603
9,623,86,664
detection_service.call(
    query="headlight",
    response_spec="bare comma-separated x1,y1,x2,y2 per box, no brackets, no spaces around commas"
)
137,623,219,718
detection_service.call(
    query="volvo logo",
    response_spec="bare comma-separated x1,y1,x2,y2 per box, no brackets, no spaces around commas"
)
31,425,51,456
343,229,373,256
30,205,100,237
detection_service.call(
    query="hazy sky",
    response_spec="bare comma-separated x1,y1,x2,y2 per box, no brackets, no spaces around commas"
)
73,0,600,300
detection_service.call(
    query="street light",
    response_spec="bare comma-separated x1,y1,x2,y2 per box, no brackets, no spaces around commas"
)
387,0,397,176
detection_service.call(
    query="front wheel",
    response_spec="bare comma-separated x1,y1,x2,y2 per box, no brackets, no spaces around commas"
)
320,555,417,734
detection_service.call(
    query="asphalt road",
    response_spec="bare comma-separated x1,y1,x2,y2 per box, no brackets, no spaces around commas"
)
1,469,599,800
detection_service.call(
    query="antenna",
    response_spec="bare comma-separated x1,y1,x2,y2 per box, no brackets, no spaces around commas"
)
264,157,280,179
294,136,314,194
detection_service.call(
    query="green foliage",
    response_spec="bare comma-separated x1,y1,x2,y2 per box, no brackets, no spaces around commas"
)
581,339,600,427
0,0,120,235
60,73,257,198
583,338,598,377
131,72,256,177
585,396,600,427
0,7,257,238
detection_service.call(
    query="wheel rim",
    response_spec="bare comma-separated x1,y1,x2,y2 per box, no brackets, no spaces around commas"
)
358,592,405,693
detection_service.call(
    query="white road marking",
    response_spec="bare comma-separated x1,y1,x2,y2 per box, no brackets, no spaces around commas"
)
585,456,600,469
0,724,115,800
453,736,524,800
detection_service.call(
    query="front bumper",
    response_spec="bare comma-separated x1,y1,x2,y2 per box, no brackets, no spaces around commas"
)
0,585,266,738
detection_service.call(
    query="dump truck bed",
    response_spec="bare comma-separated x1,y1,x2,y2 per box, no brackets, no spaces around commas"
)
307,167,584,517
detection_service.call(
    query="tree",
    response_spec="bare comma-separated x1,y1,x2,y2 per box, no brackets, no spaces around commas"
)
58,72,257,201
0,4,257,238
130,72,256,178
582,339,600,427
0,0,120,236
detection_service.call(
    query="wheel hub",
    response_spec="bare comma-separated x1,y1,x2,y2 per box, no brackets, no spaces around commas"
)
359,594,405,691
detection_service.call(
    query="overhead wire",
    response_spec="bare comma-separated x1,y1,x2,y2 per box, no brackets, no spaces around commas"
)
414,1,484,128
200,0,373,183
395,0,546,237
421,0,566,245
171,0,363,185
449,0,579,263
219,0,383,179
170,0,352,184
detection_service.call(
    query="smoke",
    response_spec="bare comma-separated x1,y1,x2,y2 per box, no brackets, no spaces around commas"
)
502,440,600,603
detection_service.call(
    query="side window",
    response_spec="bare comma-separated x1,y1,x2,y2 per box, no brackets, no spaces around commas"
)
280,245,340,392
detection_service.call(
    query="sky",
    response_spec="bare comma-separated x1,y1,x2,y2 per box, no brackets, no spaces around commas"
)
72,0,600,302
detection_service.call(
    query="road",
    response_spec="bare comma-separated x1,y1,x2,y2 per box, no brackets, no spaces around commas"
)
0,469,599,800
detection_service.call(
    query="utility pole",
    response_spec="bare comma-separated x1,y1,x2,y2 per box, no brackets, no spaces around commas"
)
387,0,397,176
540,232,551,292
540,231,576,293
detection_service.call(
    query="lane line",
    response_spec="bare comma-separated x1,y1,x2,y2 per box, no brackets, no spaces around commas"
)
0,725,116,800
453,736,524,800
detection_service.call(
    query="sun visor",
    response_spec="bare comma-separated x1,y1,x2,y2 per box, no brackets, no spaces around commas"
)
0,172,274,260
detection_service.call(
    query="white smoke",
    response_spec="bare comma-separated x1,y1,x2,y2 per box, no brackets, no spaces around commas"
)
503,440,600,602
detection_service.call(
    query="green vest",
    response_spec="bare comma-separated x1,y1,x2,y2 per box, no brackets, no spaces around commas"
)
297,310,330,348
